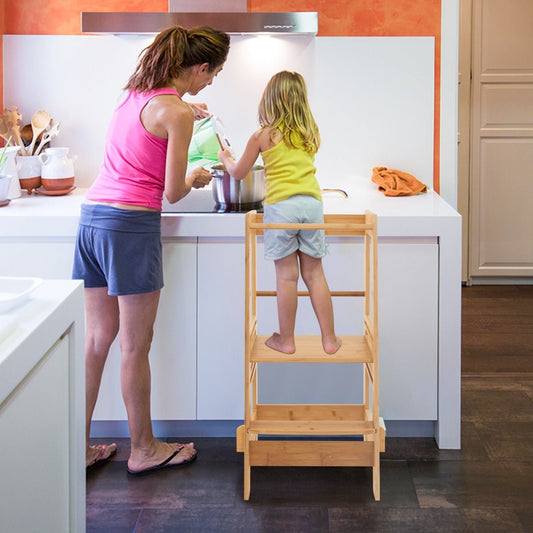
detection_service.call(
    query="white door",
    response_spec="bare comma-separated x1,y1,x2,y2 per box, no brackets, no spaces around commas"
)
469,0,533,278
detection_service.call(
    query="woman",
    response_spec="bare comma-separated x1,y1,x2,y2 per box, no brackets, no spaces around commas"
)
73,26,230,475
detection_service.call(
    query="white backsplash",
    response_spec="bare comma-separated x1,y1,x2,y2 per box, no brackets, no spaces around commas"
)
3,35,434,189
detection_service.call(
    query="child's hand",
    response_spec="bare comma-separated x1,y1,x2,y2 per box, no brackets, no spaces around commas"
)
218,147,233,165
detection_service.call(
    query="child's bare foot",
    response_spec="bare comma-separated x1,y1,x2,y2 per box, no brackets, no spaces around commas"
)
323,336,342,355
265,332,296,354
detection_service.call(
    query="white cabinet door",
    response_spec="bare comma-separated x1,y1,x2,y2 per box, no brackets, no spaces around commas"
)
0,336,71,533
197,237,438,421
0,239,75,278
94,238,198,421
151,238,197,419
197,238,245,419
378,240,439,420
0,238,198,422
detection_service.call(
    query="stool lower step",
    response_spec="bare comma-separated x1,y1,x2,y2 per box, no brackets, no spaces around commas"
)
236,418,386,454
249,419,376,435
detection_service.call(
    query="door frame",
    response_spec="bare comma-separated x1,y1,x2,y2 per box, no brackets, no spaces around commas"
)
458,0,473,283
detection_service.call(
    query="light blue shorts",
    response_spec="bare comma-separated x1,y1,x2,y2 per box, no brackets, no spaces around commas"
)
263,195,327,261
72,204,163,296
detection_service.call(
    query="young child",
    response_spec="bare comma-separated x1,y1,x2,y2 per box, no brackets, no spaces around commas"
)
218,70,341,355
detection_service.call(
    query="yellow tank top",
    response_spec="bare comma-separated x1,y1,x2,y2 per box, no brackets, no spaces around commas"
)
261,140,322,205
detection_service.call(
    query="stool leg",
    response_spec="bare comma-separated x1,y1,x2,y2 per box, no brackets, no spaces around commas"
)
244,451,251,500
373,441,381,501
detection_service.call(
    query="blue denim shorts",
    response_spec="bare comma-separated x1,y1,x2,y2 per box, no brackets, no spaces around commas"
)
263,195,327,261
72,204,163,296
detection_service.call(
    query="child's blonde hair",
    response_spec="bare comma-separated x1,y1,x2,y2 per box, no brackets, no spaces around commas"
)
258,71,320,154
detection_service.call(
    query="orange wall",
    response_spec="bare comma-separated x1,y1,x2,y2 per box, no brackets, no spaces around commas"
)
1,0,441,189
3,0,167,35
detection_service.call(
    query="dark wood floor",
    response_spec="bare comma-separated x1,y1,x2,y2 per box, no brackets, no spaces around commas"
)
87,286,533,532
462,285,533,373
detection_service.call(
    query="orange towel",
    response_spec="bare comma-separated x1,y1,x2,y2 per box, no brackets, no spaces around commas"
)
371,166,428,197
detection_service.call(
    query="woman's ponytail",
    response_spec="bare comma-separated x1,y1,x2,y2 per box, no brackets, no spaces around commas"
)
125,26,229,92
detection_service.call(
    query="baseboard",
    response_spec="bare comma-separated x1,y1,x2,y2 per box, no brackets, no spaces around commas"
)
90,419,436,439
467,277,533,285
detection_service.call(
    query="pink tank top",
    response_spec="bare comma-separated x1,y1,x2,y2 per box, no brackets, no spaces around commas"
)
86,88,180,210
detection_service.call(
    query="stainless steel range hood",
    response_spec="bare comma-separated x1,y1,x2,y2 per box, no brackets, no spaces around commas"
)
81,11,318,36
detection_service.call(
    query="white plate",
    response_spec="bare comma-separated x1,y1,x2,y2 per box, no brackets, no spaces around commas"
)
0,277,43,313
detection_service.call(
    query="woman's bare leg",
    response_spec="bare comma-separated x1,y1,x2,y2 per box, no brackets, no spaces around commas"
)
299,252,342,354
85,287,119,466
265,252,299,354
117,291,195,473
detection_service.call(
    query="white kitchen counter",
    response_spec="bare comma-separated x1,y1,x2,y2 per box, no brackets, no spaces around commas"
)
0,280,85,532
0,177,461,448
0,176,458,237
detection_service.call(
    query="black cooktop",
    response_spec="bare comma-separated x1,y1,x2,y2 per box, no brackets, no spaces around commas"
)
170,202,263,214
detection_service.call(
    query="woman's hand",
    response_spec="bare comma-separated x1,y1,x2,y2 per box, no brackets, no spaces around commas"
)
186,166,212,189
188,102,212,120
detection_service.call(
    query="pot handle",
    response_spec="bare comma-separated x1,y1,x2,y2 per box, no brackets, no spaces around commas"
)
321,188,348,198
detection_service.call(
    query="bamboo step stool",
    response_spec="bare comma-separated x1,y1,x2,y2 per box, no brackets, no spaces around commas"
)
236,211,385,501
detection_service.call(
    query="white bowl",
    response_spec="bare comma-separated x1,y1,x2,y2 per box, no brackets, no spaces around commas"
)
0,277,43,313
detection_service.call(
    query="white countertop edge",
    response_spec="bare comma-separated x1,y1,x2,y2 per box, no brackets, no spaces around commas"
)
0,280,84,404
1,180,460,239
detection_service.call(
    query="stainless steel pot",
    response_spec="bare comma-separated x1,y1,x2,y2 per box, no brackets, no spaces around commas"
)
210,163,265,212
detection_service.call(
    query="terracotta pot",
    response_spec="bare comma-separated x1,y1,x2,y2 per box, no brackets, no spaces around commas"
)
17,155,41,194
19,176,41,195
41,177,75,191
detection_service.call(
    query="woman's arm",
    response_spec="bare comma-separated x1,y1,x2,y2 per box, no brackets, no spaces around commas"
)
164,103,197,203
218,128,264,180
143,95,213,203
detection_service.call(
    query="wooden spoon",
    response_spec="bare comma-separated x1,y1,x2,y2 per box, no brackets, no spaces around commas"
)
20,124,34,145
34,120,61,156
26,110,51,156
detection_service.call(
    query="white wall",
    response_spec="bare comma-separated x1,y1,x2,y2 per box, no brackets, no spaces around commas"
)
3,35,434,191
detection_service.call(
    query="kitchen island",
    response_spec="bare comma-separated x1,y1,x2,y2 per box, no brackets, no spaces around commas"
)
0,177,461,448
0,279,85,533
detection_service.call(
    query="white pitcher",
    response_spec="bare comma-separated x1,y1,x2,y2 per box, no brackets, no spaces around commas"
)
3,146,22,199
39,147,76,179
